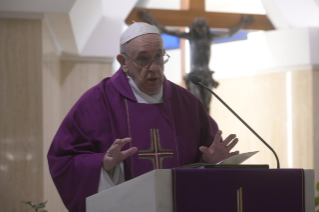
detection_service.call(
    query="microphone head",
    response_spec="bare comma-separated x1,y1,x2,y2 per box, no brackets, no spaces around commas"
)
190,76,201,85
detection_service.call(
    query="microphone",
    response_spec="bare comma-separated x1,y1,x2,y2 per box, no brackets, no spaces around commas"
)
191,76,280,169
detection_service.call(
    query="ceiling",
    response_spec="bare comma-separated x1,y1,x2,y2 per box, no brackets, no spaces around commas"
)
1,0,319,59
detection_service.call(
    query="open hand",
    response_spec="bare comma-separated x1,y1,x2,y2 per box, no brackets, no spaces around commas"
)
103,138,138,172
199,130,239,164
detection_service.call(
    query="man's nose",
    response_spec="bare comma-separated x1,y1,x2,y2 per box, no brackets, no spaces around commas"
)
148,60,159,71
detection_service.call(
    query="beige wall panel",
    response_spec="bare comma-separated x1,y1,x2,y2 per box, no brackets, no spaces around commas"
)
42,22,67,212
60,61,113,118
291,70,313,169
211,72,289,168
211,70,314,169
0,19,43,212
313,70,319,186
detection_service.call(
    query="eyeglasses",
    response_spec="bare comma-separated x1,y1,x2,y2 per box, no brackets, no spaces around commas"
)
122,53,170,68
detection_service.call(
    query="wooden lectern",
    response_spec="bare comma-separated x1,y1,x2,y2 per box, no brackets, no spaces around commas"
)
86,169,314,212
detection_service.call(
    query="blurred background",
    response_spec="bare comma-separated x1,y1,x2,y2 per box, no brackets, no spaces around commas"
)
1,0,319,211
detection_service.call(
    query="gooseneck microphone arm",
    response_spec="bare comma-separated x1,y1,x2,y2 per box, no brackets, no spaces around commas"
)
191,76,280,169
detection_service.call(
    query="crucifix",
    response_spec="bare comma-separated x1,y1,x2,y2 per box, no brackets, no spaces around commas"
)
125,0,273,30
125,0,274,113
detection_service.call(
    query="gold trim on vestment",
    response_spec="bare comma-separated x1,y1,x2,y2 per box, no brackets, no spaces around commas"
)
124,99,134,178
237,187,243,212
168,100,180,166
138,129,174,169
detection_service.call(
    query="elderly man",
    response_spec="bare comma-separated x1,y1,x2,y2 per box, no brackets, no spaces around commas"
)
48,22,239,212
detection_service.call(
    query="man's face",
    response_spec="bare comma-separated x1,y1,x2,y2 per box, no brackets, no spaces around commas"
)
119,34,165,96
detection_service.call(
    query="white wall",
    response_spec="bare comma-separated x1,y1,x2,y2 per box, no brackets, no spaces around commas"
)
210,28,319,79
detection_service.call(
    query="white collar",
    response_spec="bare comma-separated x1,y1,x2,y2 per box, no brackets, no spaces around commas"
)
126,74,163,104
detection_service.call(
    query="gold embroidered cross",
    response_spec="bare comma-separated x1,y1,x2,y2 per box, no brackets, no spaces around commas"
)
138,129,174,169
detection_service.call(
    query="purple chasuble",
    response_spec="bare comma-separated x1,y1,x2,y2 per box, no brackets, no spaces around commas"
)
47,68,219,212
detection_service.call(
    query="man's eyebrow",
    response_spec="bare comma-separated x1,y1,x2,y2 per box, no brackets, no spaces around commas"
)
136,49,164,55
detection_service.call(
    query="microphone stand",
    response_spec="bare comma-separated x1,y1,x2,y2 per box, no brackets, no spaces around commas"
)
197,81,280,169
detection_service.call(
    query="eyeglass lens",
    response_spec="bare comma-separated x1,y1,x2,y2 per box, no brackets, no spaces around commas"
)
138,55,169,67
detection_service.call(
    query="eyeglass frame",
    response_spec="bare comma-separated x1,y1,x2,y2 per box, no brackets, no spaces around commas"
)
121,53,170,68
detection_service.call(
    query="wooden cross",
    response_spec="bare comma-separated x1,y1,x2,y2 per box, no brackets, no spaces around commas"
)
125,0,274,30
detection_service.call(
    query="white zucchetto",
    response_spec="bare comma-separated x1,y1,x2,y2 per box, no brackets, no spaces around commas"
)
120,22,161,45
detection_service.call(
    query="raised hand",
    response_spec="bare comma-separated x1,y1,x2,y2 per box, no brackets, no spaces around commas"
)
103,138,138,172
199,130,239,164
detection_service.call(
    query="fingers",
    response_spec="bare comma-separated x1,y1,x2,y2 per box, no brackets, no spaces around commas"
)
121,147,138,159
106,143,119,156
222,134,237,146
199,146,211,163
228,151,240,157
106,138,132,156
112,138,132,149
107,138,138,157
212,130,222,145
103,138,137,172
211,131,239,150
226,138,238,151
199,146,209,155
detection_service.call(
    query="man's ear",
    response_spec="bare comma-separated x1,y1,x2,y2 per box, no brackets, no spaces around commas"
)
117,54,128,73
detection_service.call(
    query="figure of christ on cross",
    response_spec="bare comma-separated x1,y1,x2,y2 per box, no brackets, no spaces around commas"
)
139,11,253,113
